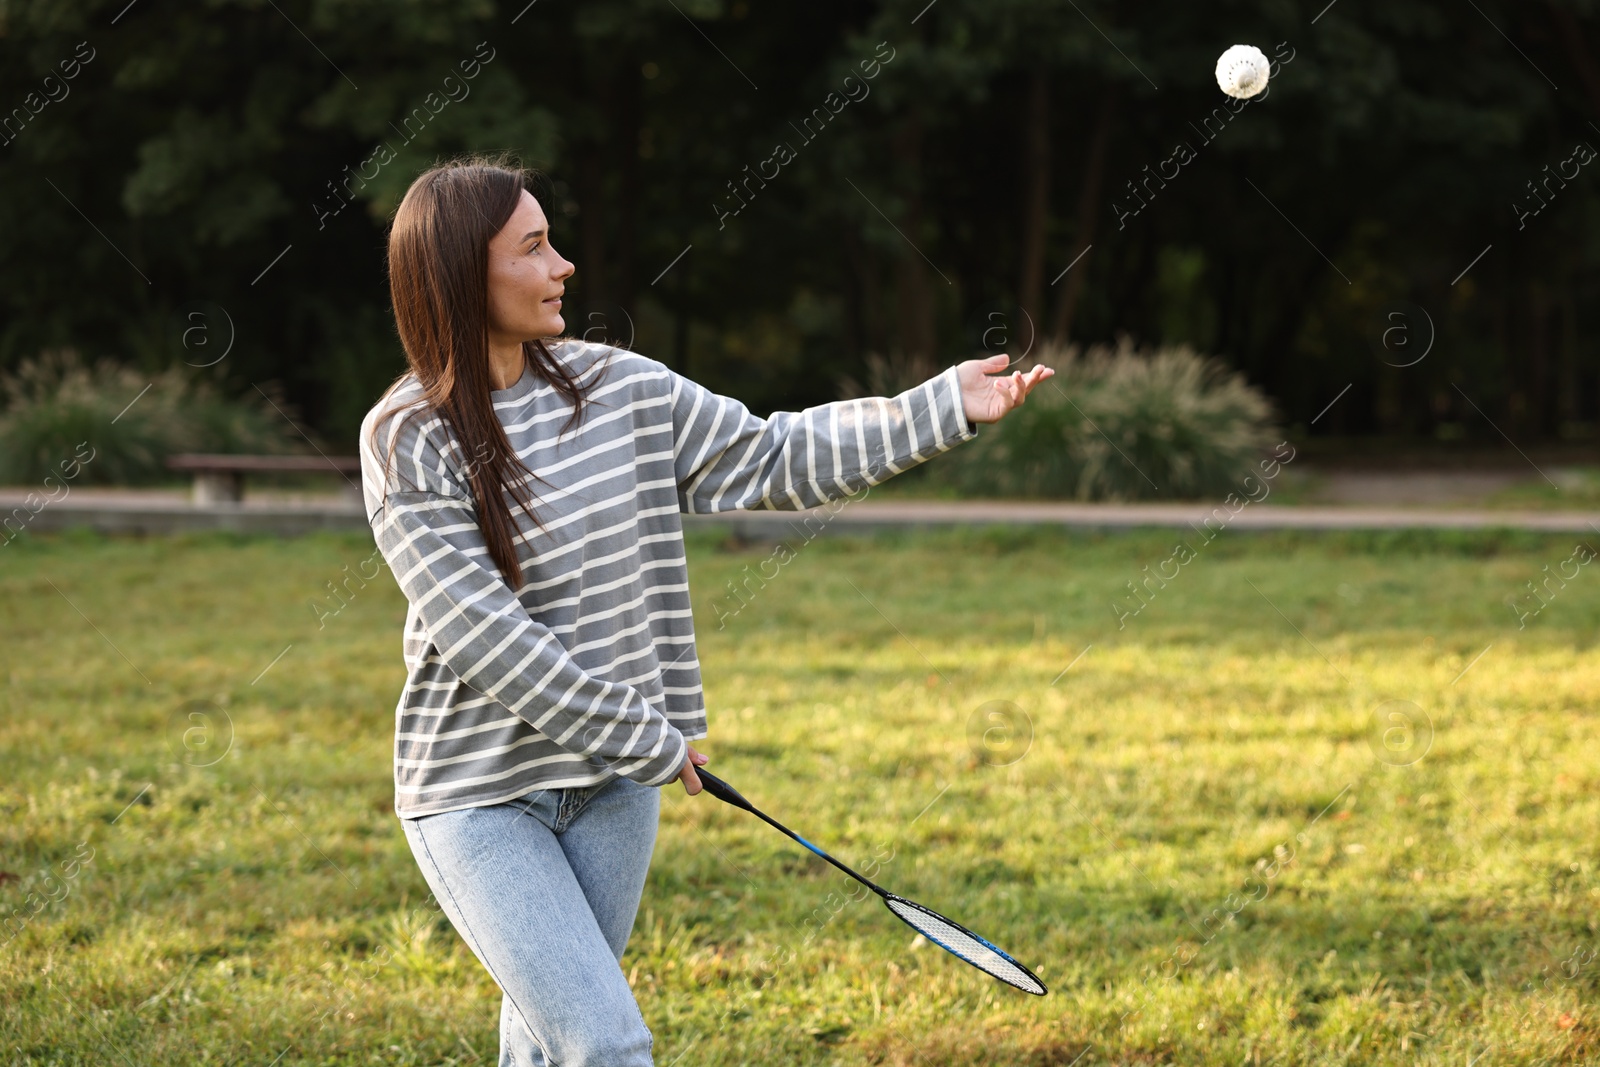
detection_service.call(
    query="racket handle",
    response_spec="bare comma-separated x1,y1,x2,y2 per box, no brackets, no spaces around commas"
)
692,767,755,813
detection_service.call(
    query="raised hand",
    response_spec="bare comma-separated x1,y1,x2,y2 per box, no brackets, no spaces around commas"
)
957,353,1054,425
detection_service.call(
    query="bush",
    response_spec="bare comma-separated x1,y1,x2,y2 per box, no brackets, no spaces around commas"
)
920,336,1280,501
0,349,307,485
836,349,944,401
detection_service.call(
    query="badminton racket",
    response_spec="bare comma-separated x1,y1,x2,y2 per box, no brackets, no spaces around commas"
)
692,766,1047,996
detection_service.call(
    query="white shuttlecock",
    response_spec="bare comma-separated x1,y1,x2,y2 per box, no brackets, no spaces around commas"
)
1215,44,1270,99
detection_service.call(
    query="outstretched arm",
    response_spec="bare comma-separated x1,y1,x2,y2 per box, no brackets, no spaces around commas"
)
668,354,1052,514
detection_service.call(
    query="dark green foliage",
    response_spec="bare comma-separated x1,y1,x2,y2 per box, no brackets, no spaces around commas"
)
0,0,1597,449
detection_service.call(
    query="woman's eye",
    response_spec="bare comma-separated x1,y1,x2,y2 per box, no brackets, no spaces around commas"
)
527,242,541,254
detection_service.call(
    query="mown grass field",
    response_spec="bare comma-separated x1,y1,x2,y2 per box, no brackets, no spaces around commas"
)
2,523,1597,1065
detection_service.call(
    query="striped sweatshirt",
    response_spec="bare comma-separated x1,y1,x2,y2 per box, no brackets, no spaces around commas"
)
359,340,977,819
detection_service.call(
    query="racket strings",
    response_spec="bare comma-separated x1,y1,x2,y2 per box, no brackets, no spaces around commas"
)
885,896,1046,995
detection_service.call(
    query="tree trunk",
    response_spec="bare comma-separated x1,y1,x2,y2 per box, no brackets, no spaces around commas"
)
572,46,611,311
1049,85,1118,344
615,44,642,318
1017,68,1051,331
1559,288,1580,428
671,249,688,373
843,225,886,357
891,110,937,364
1255,257,1327,403
840,229,863,359
1547,3,1600,116
575,143,609,309
1529,279,1550,437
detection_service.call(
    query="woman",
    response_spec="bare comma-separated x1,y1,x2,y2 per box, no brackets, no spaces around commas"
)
359,156,1052,1067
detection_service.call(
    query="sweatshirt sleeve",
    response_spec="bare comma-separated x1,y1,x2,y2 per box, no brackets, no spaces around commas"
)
361,401,688,788
667,362,978,513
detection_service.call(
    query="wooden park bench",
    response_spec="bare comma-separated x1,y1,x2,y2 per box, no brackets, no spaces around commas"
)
166,453,362,505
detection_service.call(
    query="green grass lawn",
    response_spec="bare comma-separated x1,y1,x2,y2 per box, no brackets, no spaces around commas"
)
2,524,1597,1065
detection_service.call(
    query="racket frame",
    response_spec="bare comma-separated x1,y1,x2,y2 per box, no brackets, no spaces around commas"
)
692,766,1048,996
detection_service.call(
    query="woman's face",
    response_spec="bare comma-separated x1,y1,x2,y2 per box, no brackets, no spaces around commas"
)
486,189,574,344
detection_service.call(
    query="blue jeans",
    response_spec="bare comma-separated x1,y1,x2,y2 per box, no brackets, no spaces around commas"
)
401,775,662,1066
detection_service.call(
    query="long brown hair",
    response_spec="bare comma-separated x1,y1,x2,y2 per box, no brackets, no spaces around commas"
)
371,154,592,589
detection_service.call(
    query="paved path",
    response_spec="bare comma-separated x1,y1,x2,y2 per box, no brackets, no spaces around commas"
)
3,487,1598,537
